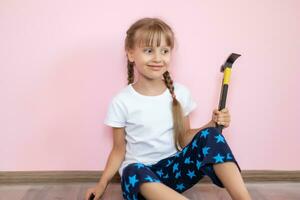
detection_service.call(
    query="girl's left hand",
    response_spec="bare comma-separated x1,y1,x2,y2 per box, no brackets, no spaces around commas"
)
212,108,231,128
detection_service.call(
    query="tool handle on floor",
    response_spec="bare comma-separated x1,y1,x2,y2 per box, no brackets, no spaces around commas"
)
89,193,95,200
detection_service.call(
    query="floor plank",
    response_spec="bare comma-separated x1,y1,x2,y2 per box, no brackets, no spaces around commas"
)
0,182,299,200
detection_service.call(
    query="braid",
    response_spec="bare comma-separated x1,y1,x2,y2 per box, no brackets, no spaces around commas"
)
163,71,186,151
127,61,134,85
163,71,176,99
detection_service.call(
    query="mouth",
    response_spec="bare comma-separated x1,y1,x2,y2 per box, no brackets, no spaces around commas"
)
147,65,164,71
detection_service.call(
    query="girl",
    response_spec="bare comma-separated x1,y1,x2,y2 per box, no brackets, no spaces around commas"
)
85,17,251,200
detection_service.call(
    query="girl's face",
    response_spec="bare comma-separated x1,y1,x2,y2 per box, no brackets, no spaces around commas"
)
127,33,172,81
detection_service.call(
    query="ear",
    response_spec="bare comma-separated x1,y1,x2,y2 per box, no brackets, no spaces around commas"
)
126,50,135,63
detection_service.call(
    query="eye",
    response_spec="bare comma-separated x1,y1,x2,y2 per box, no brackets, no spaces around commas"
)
161,48,170,54
143,48,153,54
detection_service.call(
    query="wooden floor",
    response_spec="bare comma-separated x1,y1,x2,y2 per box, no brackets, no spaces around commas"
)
0,182,300,200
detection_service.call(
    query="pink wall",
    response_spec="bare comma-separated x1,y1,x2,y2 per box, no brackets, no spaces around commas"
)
1,0,299,171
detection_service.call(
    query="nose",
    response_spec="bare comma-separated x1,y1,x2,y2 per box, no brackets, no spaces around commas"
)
153,51,162,62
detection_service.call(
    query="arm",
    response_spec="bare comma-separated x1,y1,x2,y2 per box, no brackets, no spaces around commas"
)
98,127,126,186
180,107,231,147
180,115,216,148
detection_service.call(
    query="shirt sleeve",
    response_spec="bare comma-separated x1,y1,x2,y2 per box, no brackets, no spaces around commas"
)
104,97,127,127
182,86,197,116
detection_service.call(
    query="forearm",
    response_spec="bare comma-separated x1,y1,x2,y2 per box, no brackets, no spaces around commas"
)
181,120,216,148
189,119,216,138
98,147,125,186
199,119,216,129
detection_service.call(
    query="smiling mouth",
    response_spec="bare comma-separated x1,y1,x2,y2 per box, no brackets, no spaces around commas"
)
148,65,164,67
147,65,164,71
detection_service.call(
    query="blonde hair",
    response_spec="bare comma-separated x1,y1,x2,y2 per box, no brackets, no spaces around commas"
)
125,17,186,151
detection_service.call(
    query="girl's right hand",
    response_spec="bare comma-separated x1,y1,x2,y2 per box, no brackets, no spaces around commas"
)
85,182,107,200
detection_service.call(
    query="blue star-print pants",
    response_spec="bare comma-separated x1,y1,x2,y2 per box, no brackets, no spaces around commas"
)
121,127,241,200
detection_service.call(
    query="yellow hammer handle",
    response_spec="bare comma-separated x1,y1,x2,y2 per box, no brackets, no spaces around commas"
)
223,67,231,85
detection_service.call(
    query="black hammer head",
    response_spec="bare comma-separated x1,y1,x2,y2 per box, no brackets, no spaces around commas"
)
220,53,241,72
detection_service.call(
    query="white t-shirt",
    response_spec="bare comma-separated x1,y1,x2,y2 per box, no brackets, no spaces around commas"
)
104,82,197,177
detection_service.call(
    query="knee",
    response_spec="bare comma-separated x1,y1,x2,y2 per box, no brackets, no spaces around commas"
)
207,127,221,134
195,127,220,138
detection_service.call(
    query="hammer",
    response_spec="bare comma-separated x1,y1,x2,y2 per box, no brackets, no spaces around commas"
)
216,53,241,133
